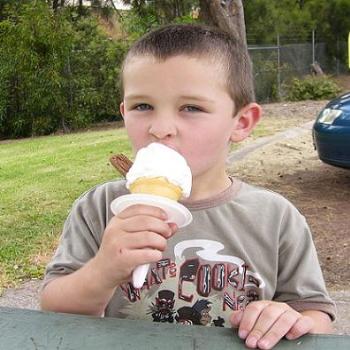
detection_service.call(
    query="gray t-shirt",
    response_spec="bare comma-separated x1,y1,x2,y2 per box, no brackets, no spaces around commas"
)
44,179,335,327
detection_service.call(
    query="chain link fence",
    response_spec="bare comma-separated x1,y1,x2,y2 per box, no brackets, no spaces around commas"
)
248,32,349,103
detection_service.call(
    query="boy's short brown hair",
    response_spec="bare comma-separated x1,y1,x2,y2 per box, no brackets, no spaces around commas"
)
121,24,255,113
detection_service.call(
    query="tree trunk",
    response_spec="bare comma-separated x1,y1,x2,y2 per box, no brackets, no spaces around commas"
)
52,0,59,11
298,0,306,9
199,0,247,45
52,0,66,10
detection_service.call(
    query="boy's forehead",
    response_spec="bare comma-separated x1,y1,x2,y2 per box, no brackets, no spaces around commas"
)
124,54,226,75
123,54,228,93
122,54,232,104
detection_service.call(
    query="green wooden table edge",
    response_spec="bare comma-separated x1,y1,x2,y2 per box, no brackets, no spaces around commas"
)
0,307,349,350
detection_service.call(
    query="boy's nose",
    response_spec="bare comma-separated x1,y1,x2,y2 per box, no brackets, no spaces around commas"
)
148,118,177,140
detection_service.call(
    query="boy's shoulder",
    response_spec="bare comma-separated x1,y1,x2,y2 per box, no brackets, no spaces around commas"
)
238,181,290,202
236,180,303,217
73,179,128,209
234,181,309,241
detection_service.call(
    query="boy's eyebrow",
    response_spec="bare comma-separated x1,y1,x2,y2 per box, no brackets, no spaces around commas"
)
124,94,151,100
178,95,215,104
124,94,215,104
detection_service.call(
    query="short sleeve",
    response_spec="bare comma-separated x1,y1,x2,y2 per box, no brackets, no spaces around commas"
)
273,208,336,320
42,181,126,289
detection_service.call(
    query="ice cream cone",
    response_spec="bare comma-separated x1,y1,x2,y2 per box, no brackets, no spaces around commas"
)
125,143,192,201
129,176,182,201
120,142,192,289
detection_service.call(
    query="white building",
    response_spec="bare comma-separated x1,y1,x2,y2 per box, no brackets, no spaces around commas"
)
113,0,131,10
66,1,131,10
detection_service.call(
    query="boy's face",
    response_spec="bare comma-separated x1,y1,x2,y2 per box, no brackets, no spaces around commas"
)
121,55,248,184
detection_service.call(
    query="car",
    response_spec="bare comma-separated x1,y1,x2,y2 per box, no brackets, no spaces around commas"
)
313,92,350,169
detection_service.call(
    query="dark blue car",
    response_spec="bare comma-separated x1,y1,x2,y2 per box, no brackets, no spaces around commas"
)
313,92,350,168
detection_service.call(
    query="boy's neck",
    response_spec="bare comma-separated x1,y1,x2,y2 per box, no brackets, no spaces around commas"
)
187,172,232,202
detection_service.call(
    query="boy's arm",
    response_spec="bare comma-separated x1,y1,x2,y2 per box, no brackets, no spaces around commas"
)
230,301,333,350
41,257,118,316
41,204,175,316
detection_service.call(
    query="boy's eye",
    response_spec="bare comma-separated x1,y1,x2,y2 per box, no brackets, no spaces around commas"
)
133,103,152,111
183,105,203,112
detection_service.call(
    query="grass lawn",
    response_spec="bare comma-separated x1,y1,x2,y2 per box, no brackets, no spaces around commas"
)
0,122,274,293
0,128,132,293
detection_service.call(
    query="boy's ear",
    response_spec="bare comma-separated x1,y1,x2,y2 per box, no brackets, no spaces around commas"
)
119,102,125,118
230,103,262,142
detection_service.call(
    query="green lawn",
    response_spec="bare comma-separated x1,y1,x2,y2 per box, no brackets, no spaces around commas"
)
0,123,272,293
0,128,132,293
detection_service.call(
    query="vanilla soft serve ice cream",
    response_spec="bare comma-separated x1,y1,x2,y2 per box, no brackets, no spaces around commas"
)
126,143,192,200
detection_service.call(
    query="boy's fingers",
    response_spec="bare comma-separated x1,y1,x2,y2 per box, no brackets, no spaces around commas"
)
230,310,243,327
126,248,163,267
109,213,172,237
117,204,168,220
286,316,314,340
122,215,173,237
256,310,301,350
237,301,269,339
244,303,290,347
168,222,178,235
121,231,168,251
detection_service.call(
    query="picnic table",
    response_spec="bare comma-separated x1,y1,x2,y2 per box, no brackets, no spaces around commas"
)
1,306,350,349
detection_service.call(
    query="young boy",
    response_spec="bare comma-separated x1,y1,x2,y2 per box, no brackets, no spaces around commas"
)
41,24,335,349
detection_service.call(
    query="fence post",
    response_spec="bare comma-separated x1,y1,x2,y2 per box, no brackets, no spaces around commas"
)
336,38,340,75
277,33,281,100
312,29,315,64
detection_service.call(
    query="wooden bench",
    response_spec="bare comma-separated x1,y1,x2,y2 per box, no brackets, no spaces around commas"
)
1,307,349,349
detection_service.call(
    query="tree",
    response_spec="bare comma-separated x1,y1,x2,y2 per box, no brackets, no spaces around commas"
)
199,0,247,44
50,0,66,11
120,0,248,48
121,0,196,24
0,1,127,138
243,0,315,44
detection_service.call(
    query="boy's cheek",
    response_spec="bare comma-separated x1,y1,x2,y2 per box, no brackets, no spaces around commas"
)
124,128,147,151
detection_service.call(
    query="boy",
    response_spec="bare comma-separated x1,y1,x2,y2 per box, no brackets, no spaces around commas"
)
41,24,335,349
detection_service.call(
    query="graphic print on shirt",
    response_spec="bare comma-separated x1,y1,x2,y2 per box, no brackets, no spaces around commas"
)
119,239,265,327
148,289,175,323
175,299,212,325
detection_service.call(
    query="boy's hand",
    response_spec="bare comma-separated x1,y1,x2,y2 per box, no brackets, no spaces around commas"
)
230,301,314,349
91,204,177,289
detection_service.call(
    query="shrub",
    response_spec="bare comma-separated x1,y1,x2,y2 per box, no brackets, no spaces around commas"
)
0,2,128,139
287,75,341,101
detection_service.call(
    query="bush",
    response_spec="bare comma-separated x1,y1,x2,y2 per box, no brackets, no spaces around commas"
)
287,75,341,101
0,2,128,139
0,2,71,137
63,13,128,129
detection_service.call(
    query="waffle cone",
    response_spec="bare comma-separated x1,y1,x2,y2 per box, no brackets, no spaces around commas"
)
129,177,182,201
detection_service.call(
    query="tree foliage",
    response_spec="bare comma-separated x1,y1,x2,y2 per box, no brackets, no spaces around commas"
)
0,1,127,138
119,0,198,39
244,0,350,48
0,0,349,138
244,0,315,43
